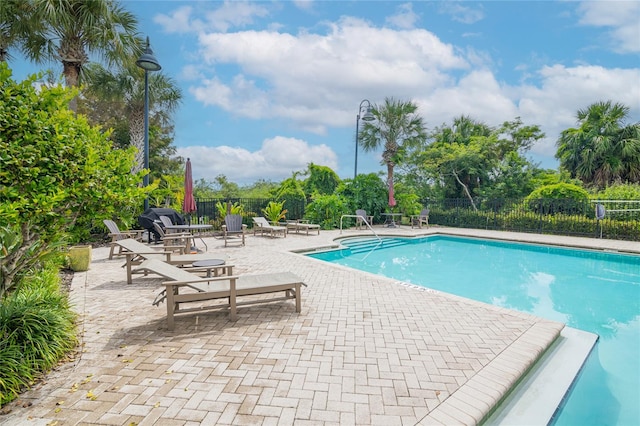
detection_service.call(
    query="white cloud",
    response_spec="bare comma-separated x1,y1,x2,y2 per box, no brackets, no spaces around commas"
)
177,137,337,184
438,2,485,24
577,1,640,53
386,3,420,29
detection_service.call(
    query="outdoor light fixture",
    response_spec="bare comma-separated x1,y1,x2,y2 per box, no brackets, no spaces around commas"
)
136,36,162,211
355,99,375,180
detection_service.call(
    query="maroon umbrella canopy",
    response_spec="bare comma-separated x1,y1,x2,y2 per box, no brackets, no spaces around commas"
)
182,158,197,222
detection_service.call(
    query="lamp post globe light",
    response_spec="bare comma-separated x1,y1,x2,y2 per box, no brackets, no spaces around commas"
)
355,99,375,180
136,36,162,211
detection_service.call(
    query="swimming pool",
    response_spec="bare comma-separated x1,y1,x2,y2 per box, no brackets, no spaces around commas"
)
307,235,640,425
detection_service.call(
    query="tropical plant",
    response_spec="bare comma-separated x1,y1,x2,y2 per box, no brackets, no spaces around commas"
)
0,0,38,62
359,97,428,208
303,163,341,196
215,201,244,216
273,175,306,220
83,61,182,175
304,194,350,229
556,101,640,188
0,65,146,294
262,201,288,225
20,0,139,111
336,173,388,222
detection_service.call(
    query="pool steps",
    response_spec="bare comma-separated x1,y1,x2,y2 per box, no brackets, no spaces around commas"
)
340,237,410,254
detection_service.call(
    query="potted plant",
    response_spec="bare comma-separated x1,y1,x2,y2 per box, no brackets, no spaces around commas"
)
68,245,92,272
262,200,288,225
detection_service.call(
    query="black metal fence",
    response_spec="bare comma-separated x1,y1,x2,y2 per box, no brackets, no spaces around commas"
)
425,198,640,241
193,198,307,226
192,197,640,241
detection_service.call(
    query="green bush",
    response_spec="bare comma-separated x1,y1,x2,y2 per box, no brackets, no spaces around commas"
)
305,194,350,229
0,64,145,295
0,264,77,406
525,183,590,215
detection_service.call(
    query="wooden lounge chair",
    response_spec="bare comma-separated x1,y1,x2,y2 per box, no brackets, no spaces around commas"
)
113,238,232,284
411,208,429,229
152,222,194,254
355,209,373,230
222,214,247,246
103,219,145,260
252,216,287,238
284,220,320,235
133,259,306,330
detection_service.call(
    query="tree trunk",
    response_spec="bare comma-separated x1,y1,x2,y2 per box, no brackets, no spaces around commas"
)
129,107,145,175
452,169,477,211
62,61,81,112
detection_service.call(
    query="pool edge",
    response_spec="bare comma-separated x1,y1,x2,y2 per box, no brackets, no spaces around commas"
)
481,326,598,425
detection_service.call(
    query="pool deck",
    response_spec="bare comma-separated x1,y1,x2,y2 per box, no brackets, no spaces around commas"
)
1,226,638,425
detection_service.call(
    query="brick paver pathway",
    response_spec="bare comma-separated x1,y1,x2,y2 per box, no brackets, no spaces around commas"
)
3,227,636,425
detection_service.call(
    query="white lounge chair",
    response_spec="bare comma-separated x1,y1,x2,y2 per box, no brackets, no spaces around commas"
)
284,220,320,235
133,259,306,330
113,238,232,284
252,216,287,238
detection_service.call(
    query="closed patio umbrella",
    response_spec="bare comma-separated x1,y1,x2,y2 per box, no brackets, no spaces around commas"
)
182,158,197,224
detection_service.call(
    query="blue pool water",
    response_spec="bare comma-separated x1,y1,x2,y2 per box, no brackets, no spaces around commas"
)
307,235,640,425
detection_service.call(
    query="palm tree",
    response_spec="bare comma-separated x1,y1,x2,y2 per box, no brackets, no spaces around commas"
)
0,0,37,62
359,97,428,207
83,61,182,175
556,101,640,187
22,0,139,110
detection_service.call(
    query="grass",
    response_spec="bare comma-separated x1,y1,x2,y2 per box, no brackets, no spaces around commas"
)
0,264,78,406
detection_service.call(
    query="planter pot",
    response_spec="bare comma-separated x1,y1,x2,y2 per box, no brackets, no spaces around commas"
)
68,245,92,272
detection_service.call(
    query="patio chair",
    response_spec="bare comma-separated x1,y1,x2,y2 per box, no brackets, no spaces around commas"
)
133,259,306,330
252,216,287,238
113,238,233,284
355,209,373,230
103,219,145,260
152,222,195,254
411,208,429,229
159,215,174,227
222,214,247,247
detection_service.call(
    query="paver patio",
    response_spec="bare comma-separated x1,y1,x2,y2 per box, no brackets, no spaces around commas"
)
1,226,637,425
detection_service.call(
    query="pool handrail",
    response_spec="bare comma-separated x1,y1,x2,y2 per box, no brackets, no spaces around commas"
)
340,214,381,241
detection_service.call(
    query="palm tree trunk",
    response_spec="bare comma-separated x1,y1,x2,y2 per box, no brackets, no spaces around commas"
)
129,107,145,174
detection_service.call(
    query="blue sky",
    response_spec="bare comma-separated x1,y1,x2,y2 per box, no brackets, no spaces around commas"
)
8,0,640,184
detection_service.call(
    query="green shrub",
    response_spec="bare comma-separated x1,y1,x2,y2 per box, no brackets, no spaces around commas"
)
0,64,145,295
0,265,77,406
525,183,590,215
262,201,288,224
305,194,350,229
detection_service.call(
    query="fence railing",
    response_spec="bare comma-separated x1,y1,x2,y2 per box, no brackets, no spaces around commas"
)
190,197,640,241
425,198,640,241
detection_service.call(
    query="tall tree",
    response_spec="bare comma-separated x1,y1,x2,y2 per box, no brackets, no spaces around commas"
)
556,101,640,188
359,97,428,205
420,116,543,207
22,0,139,110
0,1,37,62
82,61,182,176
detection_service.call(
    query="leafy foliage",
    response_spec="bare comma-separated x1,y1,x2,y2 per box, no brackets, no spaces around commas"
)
0,65,146,294
336,173,390,223
303,163,341,196
524,183,590,215
0,263,77,405
272,176,306,220
304,194,351,229
556,101,640,188
262,201,288,224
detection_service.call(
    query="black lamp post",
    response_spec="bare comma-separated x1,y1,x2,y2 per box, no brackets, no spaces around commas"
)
355,99,375,180
136,36,161,211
